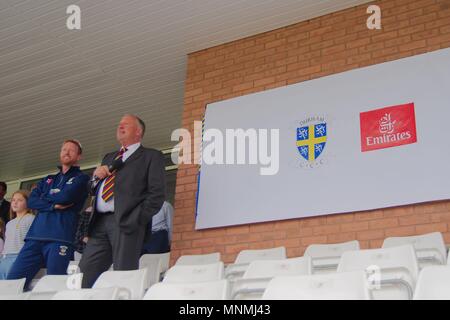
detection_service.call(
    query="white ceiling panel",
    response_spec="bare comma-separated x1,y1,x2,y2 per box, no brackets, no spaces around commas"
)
0,0,372,181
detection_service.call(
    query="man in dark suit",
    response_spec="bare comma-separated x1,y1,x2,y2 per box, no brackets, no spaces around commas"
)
0,182,11,224
79,114,166,288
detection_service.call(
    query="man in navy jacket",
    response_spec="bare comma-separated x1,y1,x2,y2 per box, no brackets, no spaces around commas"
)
7,139,89,289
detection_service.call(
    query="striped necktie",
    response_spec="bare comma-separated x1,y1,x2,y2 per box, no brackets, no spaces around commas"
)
101,147,127,202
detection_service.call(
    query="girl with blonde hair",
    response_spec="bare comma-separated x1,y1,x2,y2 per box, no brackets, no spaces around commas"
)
0,190,35,279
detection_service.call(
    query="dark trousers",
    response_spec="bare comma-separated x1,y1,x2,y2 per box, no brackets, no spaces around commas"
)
79,213,146,288
7,240,73,290
141,230,170,255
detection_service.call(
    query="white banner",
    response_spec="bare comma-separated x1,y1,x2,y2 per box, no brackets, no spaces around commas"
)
195,48,450,230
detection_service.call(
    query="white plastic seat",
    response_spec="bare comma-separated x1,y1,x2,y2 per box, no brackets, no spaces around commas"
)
0,279,26,296
93,269,147,300
225,247,286,280
0,291,56,300
262,271,371,300
52,287,128,300
143,280,230,300
235,247,286,264
175,252,220,265
304,240,360,274
413,266,450,300
139,253,170,288
383,232,447,268
32,274,82,293
0,293,30,300
73,251,82,261
163,262,224,283
67,260,81,274
337,245,419,300
142,252,170,273
231,256,312,300
139,256,163,289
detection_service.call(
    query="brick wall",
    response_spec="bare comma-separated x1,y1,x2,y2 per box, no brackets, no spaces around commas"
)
172,0,450,264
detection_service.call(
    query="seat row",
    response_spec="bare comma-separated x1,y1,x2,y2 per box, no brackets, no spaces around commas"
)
0,231,447,300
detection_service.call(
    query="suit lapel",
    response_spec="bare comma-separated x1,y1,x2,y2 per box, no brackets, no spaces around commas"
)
123,145,144,165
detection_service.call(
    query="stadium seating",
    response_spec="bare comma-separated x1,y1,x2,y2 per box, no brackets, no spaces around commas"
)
262,271,371,300
175,252,220,265
92,269,147,300
2,231,450,300
304,240,360,274
383,232,447,268
225,247,286,280
32,274,82,293
143,280,230,300
52,287,126,300
0,278,26,296
163,262,224,283
139,255,164,289
337,244,419,300
231,256,312,299
413,265,450,300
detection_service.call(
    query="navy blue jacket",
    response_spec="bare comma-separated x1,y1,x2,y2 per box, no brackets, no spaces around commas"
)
26,166,89,245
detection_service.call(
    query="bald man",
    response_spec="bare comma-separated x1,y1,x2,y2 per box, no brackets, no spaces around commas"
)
79,115,166,288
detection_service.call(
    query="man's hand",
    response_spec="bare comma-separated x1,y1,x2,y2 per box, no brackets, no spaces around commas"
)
93,165,111,180
82,237,89,244
54,203,74,210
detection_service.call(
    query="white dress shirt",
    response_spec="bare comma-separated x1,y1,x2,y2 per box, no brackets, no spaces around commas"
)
96,142,141,213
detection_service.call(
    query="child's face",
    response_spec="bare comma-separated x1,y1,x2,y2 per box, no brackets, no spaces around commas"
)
11,194,27,213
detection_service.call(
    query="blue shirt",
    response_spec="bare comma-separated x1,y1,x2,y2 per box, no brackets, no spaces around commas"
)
26,166,89,245
151,201,173,242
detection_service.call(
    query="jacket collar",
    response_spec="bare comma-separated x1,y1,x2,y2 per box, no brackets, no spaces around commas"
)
56,165,81,175
122,145,144,165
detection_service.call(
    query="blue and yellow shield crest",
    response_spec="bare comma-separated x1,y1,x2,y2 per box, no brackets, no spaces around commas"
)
296,123,327,161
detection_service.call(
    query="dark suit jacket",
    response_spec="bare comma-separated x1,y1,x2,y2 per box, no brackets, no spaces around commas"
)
0,199,10,224
89,146,166,235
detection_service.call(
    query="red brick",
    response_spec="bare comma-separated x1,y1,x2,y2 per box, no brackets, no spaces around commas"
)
341,221,369,232
313,225,340,236
327,232,357,243
356,230,385,241
300,236,328,246
416,223,448,234
369,218,399,230
384,226,416,237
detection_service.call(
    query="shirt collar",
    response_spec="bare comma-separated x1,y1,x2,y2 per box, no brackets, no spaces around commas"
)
121,142,141,155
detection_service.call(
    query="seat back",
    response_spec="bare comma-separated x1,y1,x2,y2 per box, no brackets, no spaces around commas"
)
52,287,128,300
232,256,312,300
235,247,286,264
73,251,82,261
337,245,419,300
0,279,26,295
163,262,224,283
413,266,450,300
226,247,287,281
32,275,81,293
383,232,447,267
262,271,371,300
304,240,360,273
143,280,230,300
176,252,220,265
244,256,312,278
93,269,147,300
139,254,166,288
